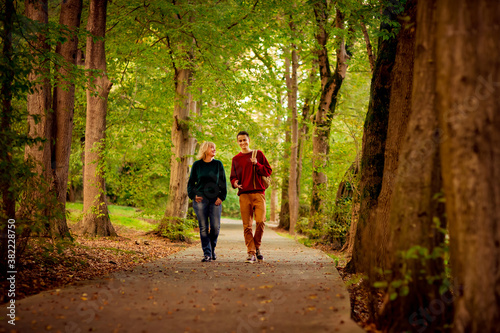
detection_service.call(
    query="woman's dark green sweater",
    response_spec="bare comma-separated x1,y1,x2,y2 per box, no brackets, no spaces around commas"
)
187,159,227,201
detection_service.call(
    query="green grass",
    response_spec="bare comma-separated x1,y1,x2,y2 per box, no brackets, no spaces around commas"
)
327,253,340,267
66,202,156,232
276,231,312,247
297,237,314,248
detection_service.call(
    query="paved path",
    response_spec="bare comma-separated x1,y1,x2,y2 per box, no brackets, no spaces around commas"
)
9,219,364,333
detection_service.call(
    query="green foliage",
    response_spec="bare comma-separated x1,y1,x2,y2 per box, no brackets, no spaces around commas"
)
297,236,315,248
373,216,450,302
327,253,340,267
155,217,197,242
298,197,353,248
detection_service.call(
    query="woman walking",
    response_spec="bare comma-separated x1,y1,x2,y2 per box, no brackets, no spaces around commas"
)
188,142,227,262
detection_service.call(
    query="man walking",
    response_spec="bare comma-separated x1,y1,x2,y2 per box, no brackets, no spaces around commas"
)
230,131,272,263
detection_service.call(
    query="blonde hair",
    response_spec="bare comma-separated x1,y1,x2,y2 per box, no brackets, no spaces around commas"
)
196,141,215,160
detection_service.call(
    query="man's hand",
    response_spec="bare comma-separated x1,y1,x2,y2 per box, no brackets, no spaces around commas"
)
234,180,243,189
250,157,257,164
195,195,203,203
215,198,222,206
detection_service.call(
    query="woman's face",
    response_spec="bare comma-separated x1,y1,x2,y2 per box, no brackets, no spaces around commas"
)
207,144,216,158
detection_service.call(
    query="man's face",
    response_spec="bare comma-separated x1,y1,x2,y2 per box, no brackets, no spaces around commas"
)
237,135,250,151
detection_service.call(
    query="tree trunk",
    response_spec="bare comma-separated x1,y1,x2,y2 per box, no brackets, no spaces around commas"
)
310,6,347,216
164,67,197,219
269,182,278,223
269,153,279,223
278,126,291,230
347,4,400,274
286,37,299,235
376,1,451,330
299,60,316,227
340,151,360,254
51,0,82,237
435,0,500,331
81,0,116,237
21,0,54,232
297,84,313,200
0,0,16,272
366,0,417,279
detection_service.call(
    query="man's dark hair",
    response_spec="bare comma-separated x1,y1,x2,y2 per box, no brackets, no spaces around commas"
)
237,131,250,138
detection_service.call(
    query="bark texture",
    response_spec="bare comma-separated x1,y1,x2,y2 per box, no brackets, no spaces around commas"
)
21,0,55,233
297,60,315,208
347,5,399,273
435,0,500,331
378,0,451,330
81,0,116,237
367,0,417,275
24,0,52,176
286,39,299,235
311,6,347,216
269,183,278,223
164,67,197,219
51,0,82,237
278,126,291,230
339,149,360,255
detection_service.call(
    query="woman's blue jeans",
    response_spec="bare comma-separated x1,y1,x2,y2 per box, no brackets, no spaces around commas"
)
193,198,221,257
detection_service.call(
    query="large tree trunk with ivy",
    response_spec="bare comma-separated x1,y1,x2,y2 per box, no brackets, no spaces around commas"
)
21,0,55,229
0,0,16,272
164,67,197,219
435,0,500,331
376,1,451,330
51,0,82,237
347,5,400,274
80,0,116,237
310,6,347,217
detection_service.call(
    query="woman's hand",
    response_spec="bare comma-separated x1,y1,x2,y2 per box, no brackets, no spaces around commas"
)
215,198,222,206
233,180,243,189
195,195,203,203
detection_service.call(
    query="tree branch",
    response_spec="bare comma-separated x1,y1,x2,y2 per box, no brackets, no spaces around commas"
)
360,21,375,73
227,0,259,30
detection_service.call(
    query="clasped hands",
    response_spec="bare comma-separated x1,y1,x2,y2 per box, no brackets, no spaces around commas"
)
195,195,222,206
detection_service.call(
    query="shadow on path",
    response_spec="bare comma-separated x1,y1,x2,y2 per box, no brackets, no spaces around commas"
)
9,219,364,333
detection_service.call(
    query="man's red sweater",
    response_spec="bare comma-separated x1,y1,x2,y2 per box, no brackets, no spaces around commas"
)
230,150,272,195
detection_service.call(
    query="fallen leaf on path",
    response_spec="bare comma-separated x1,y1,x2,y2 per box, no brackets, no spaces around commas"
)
258,285,273,289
